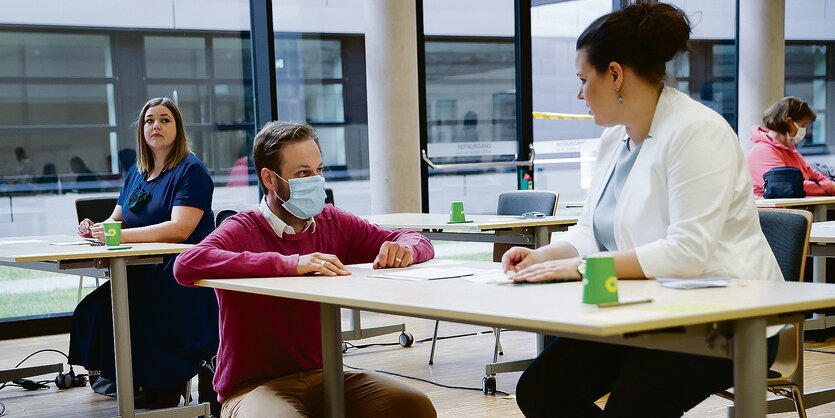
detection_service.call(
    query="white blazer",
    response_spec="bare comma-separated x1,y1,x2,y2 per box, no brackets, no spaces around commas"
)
559,86,782,282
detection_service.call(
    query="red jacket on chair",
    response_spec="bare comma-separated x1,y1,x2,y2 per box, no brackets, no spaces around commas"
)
746,125,835,197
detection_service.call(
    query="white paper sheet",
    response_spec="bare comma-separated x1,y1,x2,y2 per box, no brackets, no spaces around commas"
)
369,267,480,281
656,276,730,289
466,270,515,285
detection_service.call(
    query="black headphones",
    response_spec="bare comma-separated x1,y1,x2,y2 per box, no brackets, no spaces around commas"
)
54,366,87,389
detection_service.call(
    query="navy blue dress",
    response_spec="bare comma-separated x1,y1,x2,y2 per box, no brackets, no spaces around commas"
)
69,154,218,390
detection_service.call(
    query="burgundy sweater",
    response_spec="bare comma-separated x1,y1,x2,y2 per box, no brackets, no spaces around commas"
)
174,206,434,402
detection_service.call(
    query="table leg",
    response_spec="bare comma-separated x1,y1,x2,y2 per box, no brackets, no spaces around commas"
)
733,317,766,418
321,304,345,418
108,256,135,417
534,226,549,249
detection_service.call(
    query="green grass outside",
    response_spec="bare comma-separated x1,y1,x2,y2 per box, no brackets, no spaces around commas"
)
0,287,91,319
436,252,494,261
0,265,68,281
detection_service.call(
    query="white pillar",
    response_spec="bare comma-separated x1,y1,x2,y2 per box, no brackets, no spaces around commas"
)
364,0,422,214
738,0,785,154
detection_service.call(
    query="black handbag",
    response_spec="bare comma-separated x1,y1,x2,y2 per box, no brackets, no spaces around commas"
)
762,167,805,198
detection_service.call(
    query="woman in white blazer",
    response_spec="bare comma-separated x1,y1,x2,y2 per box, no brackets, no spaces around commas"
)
507,4,782,418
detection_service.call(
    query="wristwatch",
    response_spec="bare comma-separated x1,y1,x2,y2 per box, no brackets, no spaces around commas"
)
576,257,586,278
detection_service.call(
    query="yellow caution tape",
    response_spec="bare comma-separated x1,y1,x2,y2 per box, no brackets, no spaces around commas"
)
532,111,594,120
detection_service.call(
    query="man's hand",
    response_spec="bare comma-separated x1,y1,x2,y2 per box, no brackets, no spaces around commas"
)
297,252,350,276
373,242,412,269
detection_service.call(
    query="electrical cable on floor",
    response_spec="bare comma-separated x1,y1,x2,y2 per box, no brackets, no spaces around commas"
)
11,348,69,368
0,348,71,393
804,347,835,355
343,329,514,351
343,363,511,396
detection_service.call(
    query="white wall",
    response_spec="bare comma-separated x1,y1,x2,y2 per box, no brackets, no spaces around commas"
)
0,0,514,36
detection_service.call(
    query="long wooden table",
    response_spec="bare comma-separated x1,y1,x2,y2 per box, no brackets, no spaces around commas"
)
362,212,580,378
197,260,835,418
363,213,578,248
0,235,208,418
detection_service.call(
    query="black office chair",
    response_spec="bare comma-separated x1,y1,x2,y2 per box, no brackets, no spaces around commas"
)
215,209,238,228
74,197,118,303
325,188,335,206
716,208,812,417
428,190,559,365
75,197,118,224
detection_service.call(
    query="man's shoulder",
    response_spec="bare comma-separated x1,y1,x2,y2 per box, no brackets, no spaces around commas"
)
217,209,263,230
315,204,365,224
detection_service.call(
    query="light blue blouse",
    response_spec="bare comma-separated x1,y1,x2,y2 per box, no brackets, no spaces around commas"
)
593,137,643,251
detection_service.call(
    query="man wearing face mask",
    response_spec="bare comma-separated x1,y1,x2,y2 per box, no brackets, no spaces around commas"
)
747,96,834,197
174,121,437,418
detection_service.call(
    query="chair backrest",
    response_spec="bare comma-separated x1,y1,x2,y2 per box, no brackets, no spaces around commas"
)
757,208,812,283
75,197,118,223
496,190,559,216
757,208,812,385
215,209,238,228
325,188,334,206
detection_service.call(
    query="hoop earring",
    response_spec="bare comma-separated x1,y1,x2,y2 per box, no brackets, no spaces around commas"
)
616,88,623,105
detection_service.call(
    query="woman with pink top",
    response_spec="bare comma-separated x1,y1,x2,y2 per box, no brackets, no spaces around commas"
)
747,96,833,197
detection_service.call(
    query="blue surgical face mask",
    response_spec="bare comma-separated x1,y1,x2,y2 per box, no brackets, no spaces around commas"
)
271,170,327,219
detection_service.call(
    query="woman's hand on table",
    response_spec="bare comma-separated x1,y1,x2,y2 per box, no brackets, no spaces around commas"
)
509,257,583,284
89,223,106,242
77,218,95,239
502,247,549,273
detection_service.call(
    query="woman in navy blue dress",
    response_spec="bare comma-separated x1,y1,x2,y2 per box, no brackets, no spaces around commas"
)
70,97,218,408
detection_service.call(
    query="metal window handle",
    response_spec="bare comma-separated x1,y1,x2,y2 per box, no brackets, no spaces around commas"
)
421,144,535,171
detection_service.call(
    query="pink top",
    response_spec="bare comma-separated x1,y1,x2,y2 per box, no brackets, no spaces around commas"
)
746,125,834,197
174,206,434,402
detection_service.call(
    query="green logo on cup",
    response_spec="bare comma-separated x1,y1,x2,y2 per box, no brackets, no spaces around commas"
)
103,222,122,246
449,201,467,223
582,256,619,304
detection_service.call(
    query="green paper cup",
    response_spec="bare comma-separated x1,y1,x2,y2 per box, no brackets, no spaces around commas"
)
449,201,466,223
582,256,619,304
103,222,122,246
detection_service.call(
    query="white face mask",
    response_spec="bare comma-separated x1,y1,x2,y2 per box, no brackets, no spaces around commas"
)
789,121,807,145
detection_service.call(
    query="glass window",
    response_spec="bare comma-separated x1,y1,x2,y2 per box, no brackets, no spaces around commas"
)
273,32,354,211
215,83,252,124
317,127,347,166
0,22,254,324
26,83,113,125
423,38,518,214
786,44,827,148
302,39,343,79
0,32,111,78
213,37,251,79
145,36,207,78
304,84,345,123
531,0,610,203
146,83,211,124
0,84,25,125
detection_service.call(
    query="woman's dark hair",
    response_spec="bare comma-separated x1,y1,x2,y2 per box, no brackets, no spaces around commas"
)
576,3,691,84
762,96,817,133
